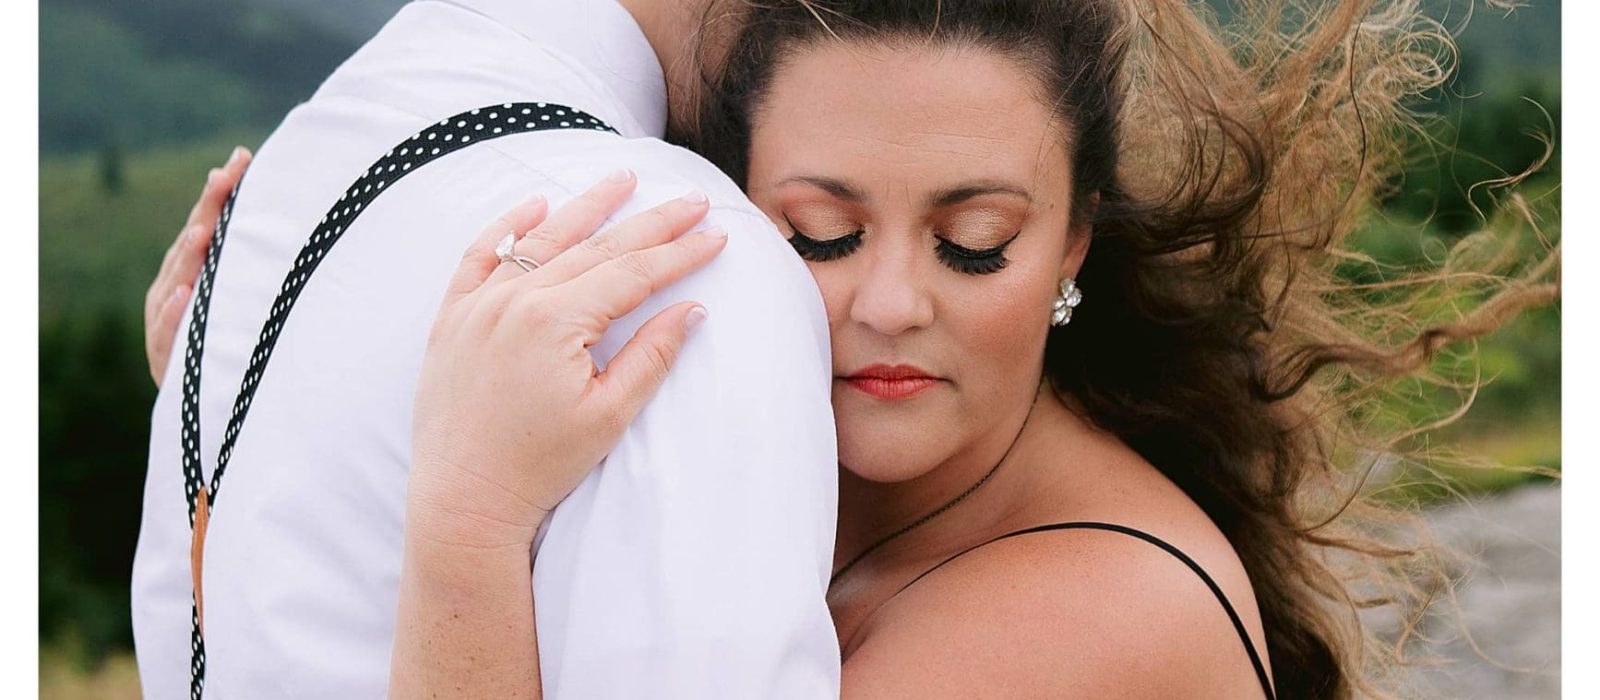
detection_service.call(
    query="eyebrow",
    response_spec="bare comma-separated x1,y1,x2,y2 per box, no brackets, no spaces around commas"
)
777,175,866,202
777,175,1032,208
930,181,1033,208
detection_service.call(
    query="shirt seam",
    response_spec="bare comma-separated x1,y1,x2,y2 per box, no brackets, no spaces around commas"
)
418,0,657,138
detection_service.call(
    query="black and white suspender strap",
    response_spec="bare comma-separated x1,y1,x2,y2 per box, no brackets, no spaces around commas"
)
179,102,617,699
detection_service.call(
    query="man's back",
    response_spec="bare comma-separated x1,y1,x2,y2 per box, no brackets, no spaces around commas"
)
132,1,840,697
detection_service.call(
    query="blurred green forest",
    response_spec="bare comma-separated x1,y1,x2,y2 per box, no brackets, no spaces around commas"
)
38,0,1560,684
40,0,411,675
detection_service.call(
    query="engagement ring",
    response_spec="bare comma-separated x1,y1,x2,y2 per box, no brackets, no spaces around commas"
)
495,233,541,272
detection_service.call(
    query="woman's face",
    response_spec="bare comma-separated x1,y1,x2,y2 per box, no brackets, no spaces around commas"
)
746,42,1090,482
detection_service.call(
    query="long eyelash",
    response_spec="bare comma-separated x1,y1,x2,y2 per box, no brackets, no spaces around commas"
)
935,232,1020,275
784,214,863,262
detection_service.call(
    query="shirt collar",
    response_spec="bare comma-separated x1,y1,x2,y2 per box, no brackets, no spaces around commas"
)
441,0,668,138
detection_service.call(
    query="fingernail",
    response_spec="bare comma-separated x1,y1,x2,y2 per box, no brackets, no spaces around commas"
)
699,226,727,241
679,191,708,205
522,193,546,207
607,168,634,183
684,306,708,333
227,146,246,166
206,168,222,183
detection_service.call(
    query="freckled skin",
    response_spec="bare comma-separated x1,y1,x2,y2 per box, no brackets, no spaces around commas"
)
746,43,1087,484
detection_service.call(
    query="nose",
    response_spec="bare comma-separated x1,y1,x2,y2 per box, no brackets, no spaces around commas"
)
848,238,934,336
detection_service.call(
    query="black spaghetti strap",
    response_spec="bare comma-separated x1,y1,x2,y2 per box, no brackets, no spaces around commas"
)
895,521,1277,700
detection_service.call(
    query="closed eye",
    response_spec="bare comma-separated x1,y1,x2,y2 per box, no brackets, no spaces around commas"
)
784,214,863,262
935,232,1019,275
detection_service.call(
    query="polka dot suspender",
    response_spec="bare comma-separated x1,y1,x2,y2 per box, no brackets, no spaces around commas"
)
178,103,617,699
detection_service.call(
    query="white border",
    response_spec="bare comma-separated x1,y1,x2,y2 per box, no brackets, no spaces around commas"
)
1563,0,1589,696
6,0,40,696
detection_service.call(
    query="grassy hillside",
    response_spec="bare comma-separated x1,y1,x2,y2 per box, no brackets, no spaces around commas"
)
41,0,365,153
41,134,268,323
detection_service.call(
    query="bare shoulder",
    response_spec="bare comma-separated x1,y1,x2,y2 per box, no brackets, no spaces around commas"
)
842,511,1272,699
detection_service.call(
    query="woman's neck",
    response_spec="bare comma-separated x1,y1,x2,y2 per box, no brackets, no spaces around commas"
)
833,383,1080,576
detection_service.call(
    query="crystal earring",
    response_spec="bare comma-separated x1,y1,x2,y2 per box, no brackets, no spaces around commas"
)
1050,278,1083,327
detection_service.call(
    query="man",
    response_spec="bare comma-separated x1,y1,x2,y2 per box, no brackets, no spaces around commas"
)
132,1,840,697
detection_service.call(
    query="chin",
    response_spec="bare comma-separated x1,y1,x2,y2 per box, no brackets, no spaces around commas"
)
838,451,934,484
834,412,947,484
833,381,979,482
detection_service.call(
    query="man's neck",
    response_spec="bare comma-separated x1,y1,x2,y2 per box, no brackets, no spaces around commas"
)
613,0,725,137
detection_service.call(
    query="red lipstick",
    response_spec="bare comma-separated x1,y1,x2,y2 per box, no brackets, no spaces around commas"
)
841,364,941,401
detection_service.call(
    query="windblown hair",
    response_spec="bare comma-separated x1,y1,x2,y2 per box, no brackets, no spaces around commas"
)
682,1,1559,697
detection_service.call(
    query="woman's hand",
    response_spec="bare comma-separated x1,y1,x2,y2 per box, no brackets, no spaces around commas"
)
392,172,724,697
406,171,726,549
144,146,252,386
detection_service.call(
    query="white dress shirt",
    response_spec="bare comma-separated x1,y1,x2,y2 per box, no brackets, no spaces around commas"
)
130,1,841,697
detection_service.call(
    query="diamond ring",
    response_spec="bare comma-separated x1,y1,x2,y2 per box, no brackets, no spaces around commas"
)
495,233,542,272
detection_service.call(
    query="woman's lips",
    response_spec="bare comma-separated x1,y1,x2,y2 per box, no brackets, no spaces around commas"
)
843,376,939,400
839,364,941,401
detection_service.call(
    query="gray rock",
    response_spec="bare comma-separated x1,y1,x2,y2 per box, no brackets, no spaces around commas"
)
1392,484,1561,699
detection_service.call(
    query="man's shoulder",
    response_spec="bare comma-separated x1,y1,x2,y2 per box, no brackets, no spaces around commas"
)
490,134,795,265
495,135,756,216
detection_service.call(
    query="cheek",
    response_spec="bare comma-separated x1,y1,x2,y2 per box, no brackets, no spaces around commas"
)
806,261,858,328
944,273,1054,391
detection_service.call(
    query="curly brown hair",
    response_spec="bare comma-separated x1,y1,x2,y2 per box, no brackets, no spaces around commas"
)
680,0,1559,697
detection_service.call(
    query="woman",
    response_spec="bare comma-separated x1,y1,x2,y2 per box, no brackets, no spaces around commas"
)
147,0,1556,697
